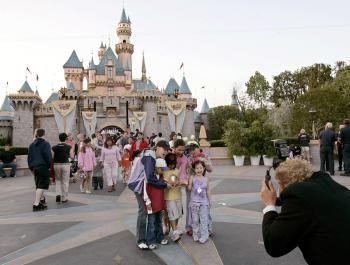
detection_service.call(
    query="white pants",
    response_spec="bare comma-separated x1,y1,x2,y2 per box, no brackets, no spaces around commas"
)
54,163,70,200
104,163,117,186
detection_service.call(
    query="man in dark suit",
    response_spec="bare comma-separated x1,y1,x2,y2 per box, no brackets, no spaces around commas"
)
261,158,350,265
340,119,350,176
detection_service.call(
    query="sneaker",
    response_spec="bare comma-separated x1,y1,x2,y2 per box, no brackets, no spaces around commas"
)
199,238,208,244
85,190,92,194
56,195,61,203
160,239,168,245
137,243,149,250
40,197,47,206
33,203,47,212
62,199,68,203
93,187,98,190
193,235,199,242
171,232,180,242
148,244,157,250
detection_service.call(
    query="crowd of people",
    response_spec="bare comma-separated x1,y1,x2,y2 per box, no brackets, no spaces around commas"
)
26,127,214,249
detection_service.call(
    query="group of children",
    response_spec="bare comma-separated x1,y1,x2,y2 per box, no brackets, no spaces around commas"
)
135,139,213,250
75,137,132,193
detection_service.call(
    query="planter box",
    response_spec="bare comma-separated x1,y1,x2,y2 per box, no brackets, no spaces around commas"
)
250,155,261,166
263,155,274,166
233,155,245,166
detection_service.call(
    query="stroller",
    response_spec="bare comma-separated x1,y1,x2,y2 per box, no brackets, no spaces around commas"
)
70,156,79,183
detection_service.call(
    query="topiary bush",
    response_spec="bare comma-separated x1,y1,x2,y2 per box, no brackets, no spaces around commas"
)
209,140,226,147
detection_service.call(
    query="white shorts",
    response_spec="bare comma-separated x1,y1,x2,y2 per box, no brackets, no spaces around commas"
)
166,200,183,221
301,146,310,152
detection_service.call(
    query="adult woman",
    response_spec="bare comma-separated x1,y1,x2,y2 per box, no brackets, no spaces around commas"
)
101,136,122,192
298,129,311,163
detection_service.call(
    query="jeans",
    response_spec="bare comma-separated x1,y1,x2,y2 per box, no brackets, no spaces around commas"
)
191,204,209,242
0,163,16,177
147,211,164,245
343,144,350,175
135,192,147,244
320,147,334,175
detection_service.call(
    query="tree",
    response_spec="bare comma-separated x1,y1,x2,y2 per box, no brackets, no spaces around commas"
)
267,100,294,137
245,71,270,107
207,105,242,140
298,63,332,91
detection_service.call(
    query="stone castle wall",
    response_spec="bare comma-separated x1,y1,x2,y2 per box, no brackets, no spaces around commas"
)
13,108,34,147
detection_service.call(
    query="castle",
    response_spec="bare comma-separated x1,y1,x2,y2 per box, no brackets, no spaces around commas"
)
0,8,213,147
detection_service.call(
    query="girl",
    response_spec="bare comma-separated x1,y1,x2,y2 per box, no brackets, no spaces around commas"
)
121,147,131,184
78,138,96,194
101,136,122,192
188,160,211,244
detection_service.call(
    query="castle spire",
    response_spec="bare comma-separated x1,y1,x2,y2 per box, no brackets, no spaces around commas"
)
142,52,147,82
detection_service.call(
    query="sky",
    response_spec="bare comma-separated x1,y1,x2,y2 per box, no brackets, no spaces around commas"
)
0,0,350,111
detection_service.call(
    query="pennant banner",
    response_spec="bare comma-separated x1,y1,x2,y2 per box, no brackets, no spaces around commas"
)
132,111,147,132
129,117,138,133
52,100,77,133
165,101,187,133
82,111,97,138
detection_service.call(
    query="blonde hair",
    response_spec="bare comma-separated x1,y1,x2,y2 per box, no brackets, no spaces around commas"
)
275,158,313,190
325,122,333,129
300,128,306,134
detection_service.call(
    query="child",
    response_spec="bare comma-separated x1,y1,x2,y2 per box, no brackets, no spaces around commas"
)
173,139,191,234
188,160,211,244
92,155,103,190
121,148,131,184
163,153,183,242
78,138,96,194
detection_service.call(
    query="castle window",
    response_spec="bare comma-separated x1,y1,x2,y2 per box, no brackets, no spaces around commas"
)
107,67,113,80
123,40,126,43
108,87,113,97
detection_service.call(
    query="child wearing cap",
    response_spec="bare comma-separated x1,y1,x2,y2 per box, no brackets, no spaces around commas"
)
163,153,182,242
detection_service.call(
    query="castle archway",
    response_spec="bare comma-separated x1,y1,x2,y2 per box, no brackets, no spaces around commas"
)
97,120,126,135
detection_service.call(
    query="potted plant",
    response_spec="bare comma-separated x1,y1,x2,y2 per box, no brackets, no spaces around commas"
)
224,119,247,166
263,141,275,166
246,121,264,166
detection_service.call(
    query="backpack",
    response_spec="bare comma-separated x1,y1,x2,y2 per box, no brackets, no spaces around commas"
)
127,156,147,194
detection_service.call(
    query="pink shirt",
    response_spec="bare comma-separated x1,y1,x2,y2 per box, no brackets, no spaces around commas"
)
177,155,190,183
78,147,96,171
101,146,121,167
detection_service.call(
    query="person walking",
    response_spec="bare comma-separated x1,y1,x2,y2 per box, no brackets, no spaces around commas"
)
298,129,311,163
78,138,96,194
101,136,121,192
28,129,52,211
52,133,74,203
319,122,336,176
340,119,350,176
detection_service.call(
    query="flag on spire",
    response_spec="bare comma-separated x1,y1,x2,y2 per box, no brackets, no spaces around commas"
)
36,74,39,81
179,62,184,70
26,67,32,74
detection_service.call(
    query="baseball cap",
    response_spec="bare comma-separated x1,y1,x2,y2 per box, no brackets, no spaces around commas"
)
156,140,171,150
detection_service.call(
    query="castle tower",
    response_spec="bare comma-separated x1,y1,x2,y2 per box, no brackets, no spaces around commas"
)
200,98,210,129
98,42,106,61
231,87,239,108
9,81,42,146
115,8,134,85
88,57,96,89
141,52,147,82
63,50,84,91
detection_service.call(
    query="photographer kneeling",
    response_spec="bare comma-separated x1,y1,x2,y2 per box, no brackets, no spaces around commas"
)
261,158,350,265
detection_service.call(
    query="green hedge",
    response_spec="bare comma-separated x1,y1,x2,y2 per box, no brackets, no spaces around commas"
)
282,137,299,146
209,139,226,147
0,147,28,155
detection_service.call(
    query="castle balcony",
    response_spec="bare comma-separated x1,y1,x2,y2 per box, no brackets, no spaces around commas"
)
115,43,134,54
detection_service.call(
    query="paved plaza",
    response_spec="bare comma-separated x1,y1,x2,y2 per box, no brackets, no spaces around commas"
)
0,165,349,265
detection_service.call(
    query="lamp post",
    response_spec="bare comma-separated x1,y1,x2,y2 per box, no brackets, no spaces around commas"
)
309,107,317,139
126,99,129,128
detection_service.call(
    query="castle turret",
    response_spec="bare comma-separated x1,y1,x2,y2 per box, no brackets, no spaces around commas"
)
98,42,106,61
141,52,147,82
9,81,42,146
88,57,96,89
179,76,192,99
115,8,134,85
231,87,239,108
200,98,210,129
63,50,84,91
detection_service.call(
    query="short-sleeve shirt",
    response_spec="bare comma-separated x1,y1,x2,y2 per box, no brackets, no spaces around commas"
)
52,143,71,163
163,169,181,201
319,130,336,149
0,151,16,164
298,133,310,147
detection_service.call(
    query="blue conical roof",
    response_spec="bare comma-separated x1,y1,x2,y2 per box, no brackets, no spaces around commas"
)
96,47,124,76
89,57,96,69
63,50,83,68
45,92,59,104
128,16,131,24
200,98,210,113
165,78,180,95
180,76,191,94
120,8,129,23
194,111,202,123
19,81,34,93
0,96,14,112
